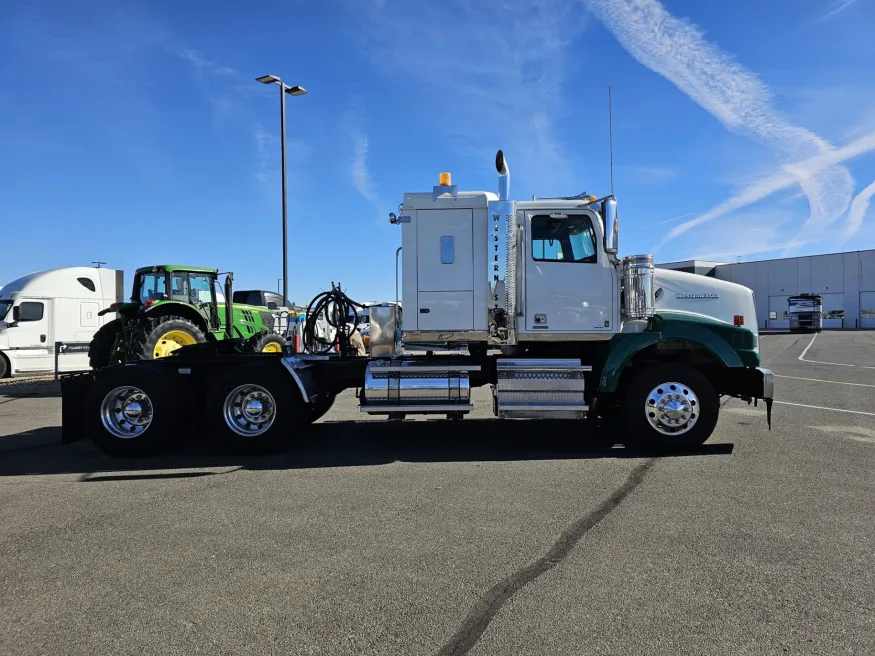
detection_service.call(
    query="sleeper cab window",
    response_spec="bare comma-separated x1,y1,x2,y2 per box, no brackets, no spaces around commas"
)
77,277,96,292
531,215,597,263
441,236,454,264
19,301,44,322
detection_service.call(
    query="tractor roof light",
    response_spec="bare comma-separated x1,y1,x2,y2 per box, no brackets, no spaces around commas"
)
439,172,452,186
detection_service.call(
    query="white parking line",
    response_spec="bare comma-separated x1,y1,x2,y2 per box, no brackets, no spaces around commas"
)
812,426,875,445
774,401,875,417
797,332,855,367
775,374,875,388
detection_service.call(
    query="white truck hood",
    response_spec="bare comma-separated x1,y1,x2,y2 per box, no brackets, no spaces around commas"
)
653,268,758,339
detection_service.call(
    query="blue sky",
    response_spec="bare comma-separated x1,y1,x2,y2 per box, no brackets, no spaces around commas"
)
2,0,875,302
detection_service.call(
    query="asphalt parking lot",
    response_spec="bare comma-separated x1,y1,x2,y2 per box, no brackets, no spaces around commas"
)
1,332,873,655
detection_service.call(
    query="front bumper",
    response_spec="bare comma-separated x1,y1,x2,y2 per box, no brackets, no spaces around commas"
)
718,366,774,429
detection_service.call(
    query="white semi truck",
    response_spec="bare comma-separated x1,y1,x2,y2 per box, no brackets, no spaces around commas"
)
63,151,773,456
0,267,123,378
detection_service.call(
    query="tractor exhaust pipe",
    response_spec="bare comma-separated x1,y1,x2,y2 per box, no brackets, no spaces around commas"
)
224,272,234,340
496,149,510,201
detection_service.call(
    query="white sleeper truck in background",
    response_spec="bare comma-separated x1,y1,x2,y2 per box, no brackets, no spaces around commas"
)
0,267,123,377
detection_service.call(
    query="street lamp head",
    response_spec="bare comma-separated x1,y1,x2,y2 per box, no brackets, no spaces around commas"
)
256,74,281,85
285,85,307,96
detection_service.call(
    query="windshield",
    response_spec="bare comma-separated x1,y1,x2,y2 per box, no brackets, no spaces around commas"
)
0,300,12,321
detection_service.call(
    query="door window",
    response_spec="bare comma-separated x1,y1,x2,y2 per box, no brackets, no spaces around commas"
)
18,302,44,322
531,215,597,263
139,273,168,302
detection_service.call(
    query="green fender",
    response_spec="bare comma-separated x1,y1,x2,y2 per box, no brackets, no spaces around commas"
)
598,322,745,393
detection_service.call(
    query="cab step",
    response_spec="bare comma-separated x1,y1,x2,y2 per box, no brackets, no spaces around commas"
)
494,359,591,420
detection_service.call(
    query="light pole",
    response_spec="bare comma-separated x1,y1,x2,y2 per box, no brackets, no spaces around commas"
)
256,74,307,308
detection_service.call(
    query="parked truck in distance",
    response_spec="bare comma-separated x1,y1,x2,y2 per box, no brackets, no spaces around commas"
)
788,294,823,333
63,150,774,456
0,266,123,378
88,265,288,370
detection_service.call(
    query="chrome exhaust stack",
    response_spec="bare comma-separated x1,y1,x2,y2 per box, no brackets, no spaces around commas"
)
496,149,510,201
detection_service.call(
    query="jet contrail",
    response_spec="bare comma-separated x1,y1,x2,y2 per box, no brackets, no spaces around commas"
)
583,0,855,254
843,180,875,242
651,130,875,252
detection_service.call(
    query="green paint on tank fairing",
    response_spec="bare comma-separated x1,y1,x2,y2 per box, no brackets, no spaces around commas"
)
598,311,760,393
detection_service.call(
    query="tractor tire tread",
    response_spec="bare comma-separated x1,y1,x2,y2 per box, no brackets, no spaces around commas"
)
133,315,206,361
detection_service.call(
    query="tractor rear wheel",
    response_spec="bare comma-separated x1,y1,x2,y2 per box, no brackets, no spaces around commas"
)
89,319,123,370
252,332,288,354
133,315,206,361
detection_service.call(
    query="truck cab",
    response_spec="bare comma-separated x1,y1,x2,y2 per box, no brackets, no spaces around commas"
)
0,267,123,377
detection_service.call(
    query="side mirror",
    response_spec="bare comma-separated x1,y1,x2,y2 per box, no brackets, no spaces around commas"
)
267,302,278,310
603,197,619,254
12,305,20,323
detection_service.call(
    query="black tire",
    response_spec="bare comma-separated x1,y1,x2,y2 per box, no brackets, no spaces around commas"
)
206,362,308,454
251,332,288,354
88,319,123,370
0,352,9,379
133,315,206,361
85,366,178,457
622,363,718,449
308,392,336,423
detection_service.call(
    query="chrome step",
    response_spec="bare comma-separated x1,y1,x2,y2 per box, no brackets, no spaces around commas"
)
360,404,473,414
495,358,590,420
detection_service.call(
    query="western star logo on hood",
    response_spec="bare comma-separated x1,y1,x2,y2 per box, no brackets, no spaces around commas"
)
676,292,719,299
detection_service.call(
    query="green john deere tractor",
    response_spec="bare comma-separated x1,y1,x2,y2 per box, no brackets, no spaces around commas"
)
88,265,288,370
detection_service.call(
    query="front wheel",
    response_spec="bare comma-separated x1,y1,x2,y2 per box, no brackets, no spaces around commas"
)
251,332,289,354
88,319,123,370
623,363,718,449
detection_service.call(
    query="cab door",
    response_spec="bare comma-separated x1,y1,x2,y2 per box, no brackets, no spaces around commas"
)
523,211,616,334
8,299,54,371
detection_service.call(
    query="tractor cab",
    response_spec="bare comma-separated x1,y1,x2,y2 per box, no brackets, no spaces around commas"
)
132,266,221,331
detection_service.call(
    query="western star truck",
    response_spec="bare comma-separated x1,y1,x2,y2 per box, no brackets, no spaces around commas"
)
61,150,774,456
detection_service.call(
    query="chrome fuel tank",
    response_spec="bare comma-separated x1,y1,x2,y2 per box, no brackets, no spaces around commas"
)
360,361,477,414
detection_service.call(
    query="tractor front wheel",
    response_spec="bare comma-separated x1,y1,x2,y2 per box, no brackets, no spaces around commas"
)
89,318,123,370
252,332,289,354
134,316,206,361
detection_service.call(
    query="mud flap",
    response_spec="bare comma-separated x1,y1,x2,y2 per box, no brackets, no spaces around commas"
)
60,372,94,443
765,397,773,430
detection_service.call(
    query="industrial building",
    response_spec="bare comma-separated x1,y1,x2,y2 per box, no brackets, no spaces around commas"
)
658,249,875,330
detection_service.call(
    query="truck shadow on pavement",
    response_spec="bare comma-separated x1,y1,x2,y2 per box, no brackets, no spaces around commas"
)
0,418,734,479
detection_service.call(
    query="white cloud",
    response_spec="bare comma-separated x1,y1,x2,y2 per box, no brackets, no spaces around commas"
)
819,0,860,21
583,0,855,255
684,210,794,262
349,0,589,194
653,129,875,254
622,165,678,187
351,127,378,205
843,181,875,242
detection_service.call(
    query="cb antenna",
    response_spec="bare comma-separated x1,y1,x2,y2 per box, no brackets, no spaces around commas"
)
608,85,615,196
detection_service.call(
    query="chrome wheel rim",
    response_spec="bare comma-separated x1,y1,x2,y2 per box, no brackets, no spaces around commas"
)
100,386,154,439
644,381,699,436
223,384,277,437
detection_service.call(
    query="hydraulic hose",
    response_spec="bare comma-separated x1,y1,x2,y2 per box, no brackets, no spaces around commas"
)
301,283,365,357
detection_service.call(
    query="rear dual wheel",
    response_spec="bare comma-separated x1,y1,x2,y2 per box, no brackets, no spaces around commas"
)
86,367,178,456
206,362,307,453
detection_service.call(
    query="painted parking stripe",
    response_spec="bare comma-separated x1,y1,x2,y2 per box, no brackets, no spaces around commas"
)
774,401,875,417
797,332,855,367
812,426,875,445
774,374,875,388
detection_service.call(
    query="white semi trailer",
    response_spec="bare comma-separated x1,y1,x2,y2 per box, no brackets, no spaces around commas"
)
63,151,773,456
0,267,123,378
